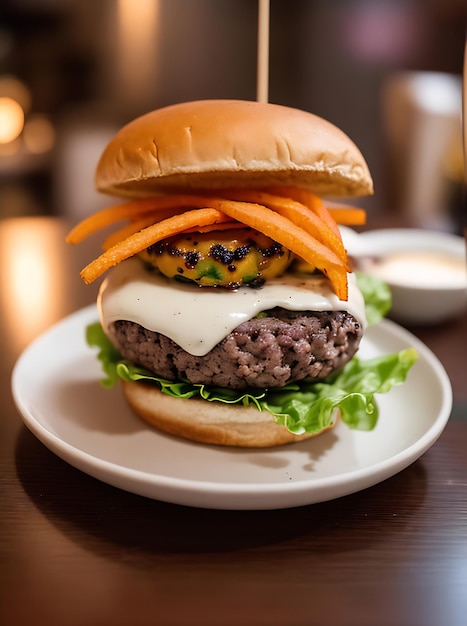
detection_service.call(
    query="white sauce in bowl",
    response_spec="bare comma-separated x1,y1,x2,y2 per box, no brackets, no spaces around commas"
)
345,227,466,324
369,251,467,289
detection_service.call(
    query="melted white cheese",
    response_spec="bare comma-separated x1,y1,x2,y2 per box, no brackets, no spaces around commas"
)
98,258,367,356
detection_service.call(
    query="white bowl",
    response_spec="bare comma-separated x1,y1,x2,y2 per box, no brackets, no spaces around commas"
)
342,228,467,326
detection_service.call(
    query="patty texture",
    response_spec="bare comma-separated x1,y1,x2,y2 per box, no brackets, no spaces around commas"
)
109,308,363,389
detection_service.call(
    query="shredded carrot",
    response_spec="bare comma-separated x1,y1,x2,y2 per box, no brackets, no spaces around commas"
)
182,221,248,234
271,186,367,227
205,199,348,300
80,208,230,284
269,186,343,239
102,208,188,251
70,189,353,299
326,206,367,226
66,198,163,244
68,189,365,244
104,216,248,247
66,194,232,244
223,189,349,268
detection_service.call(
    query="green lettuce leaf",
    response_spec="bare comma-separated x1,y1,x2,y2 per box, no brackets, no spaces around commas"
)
356,271,392,325
86,322,418,435
86,322,121,388
264,347,418,434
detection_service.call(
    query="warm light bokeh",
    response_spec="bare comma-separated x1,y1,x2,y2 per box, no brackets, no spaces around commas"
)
0,75,31,112
116,0,160,111
0,219,66,352
0,96,24,143
23,115,56,154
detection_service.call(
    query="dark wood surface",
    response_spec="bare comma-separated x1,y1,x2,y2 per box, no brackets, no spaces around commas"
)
1,216,466,626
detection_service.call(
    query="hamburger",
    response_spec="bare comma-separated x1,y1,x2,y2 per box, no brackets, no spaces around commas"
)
67,99,416,447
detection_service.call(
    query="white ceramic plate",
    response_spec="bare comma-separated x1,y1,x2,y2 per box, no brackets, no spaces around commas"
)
12,305,452,510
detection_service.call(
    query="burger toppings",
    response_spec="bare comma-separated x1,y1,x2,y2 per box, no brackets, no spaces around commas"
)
140,228,293,288
66,189,366,300
97,257,367,357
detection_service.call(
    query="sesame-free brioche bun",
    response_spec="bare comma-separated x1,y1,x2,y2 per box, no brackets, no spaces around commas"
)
122,380,339,448
96,99,373,199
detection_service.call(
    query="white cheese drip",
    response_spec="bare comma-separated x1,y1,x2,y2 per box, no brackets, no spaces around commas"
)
98,258,367,356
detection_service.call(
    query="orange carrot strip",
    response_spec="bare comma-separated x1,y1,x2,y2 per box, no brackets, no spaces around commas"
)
73,193,349,297
66,198,164,244
80,208,229,284
101,207,187,251
66,194,230,244
104,216,248,248
271,185,367,226
326,206,367,226
269,186,343,239
223,189,349,268
183,221,248,234
208,199,348,300
102,216,157,251
67,190,366,247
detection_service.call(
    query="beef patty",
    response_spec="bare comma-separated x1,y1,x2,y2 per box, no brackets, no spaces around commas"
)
109,308,363,390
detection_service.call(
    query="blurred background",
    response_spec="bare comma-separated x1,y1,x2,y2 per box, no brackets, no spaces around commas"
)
0,0,465,232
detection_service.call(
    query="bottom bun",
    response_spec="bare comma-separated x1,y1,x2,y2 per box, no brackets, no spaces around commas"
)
121,380,339,447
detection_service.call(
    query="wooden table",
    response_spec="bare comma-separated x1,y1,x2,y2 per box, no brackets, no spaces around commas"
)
1,216,466,626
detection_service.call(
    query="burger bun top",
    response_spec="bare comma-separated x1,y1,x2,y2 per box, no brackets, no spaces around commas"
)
95,99,373,199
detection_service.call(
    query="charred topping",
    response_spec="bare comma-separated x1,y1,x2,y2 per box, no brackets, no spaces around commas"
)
140,229,293,289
